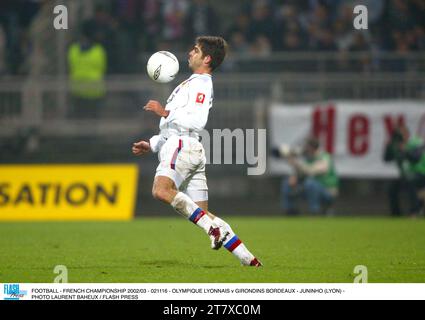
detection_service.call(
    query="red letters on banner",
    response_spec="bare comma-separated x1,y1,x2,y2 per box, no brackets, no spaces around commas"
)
311,107,421,157
348,115,369,155
312,105,335,154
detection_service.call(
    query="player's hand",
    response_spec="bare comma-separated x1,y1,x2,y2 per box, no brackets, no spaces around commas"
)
143,100,170,118
132,140,151,156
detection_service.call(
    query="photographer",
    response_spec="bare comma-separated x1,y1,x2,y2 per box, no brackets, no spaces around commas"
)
273,137,339,215
384,124,425,217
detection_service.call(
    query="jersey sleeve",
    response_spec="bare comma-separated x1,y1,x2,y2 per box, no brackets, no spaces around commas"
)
165,78,211,132
149,134,167,153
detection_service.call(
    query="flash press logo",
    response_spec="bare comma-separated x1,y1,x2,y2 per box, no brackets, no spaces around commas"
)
3,284,28,300
53,5,68,30
198,129,267,176
353,5,368,30
353,265,368,283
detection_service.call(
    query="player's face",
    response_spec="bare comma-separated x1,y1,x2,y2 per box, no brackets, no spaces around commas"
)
188,44,206,71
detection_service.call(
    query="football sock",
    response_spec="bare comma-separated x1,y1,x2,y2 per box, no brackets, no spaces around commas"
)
213,217,255,265
171,192,212,233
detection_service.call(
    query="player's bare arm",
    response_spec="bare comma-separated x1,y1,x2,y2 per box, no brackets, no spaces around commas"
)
143,100,170,118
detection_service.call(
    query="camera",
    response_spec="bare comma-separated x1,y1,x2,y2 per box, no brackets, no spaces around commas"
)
271,144,302,158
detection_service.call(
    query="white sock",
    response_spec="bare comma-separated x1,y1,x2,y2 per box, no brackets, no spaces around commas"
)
213,217,255,265
171,192,212,233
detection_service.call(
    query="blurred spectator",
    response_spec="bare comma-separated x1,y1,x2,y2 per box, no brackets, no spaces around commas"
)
112,0,143,72
413,26,425,51
1,7,21,74
0,0,425,75
0,24,6,75
274,3,307,51
383,0,424,53
226,12,251,42
348,33,373,71
281,32,304,51
274,137,339,215
67,21,107,118
161,0,189,50
408,140,425,216
0,0,40,75
91,4,121,73
334,3,358,51
0,127,39,159
349,32,372,51
249,35,272,57
185,0,218,46
316,29,338,51
226,12,252,67
401,134,425,217
411,0,425,20
248,0,276,45
303,2,336,51
280,0,310,13
386,0,416,33
383,123,424,216
229,31,250,55
141,0,162,52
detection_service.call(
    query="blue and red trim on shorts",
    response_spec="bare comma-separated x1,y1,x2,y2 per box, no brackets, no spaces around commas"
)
170,139,183,170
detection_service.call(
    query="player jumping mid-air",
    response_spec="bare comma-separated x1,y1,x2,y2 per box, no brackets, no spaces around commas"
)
132,36,262,267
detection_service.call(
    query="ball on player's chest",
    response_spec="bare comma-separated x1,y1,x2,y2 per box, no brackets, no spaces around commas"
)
147,51,179,84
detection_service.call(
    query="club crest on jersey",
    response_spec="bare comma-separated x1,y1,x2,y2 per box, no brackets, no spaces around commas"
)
196,93,205,104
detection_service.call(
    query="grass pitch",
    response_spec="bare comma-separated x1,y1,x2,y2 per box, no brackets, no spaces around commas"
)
0,217,424,283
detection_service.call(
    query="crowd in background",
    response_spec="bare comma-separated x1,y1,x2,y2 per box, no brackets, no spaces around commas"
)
0,0,40,75
0,0,424,75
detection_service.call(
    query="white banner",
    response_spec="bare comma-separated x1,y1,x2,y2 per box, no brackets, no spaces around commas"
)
269,101,425,178
1,283,425,301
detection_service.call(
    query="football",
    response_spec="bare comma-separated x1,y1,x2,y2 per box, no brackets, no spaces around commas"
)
147,51,179,83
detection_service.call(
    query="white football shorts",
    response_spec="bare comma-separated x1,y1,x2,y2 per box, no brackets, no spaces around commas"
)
155,135,208,202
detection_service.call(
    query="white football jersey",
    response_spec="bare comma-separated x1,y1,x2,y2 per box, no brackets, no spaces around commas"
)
150,73,213,152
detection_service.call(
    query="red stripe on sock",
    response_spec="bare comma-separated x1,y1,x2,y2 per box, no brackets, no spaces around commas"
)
227,239,242,252
193,210,205,224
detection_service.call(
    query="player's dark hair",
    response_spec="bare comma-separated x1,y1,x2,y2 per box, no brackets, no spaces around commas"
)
196,36,228,71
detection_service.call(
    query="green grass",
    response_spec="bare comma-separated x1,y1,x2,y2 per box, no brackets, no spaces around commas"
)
0,217,424,283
